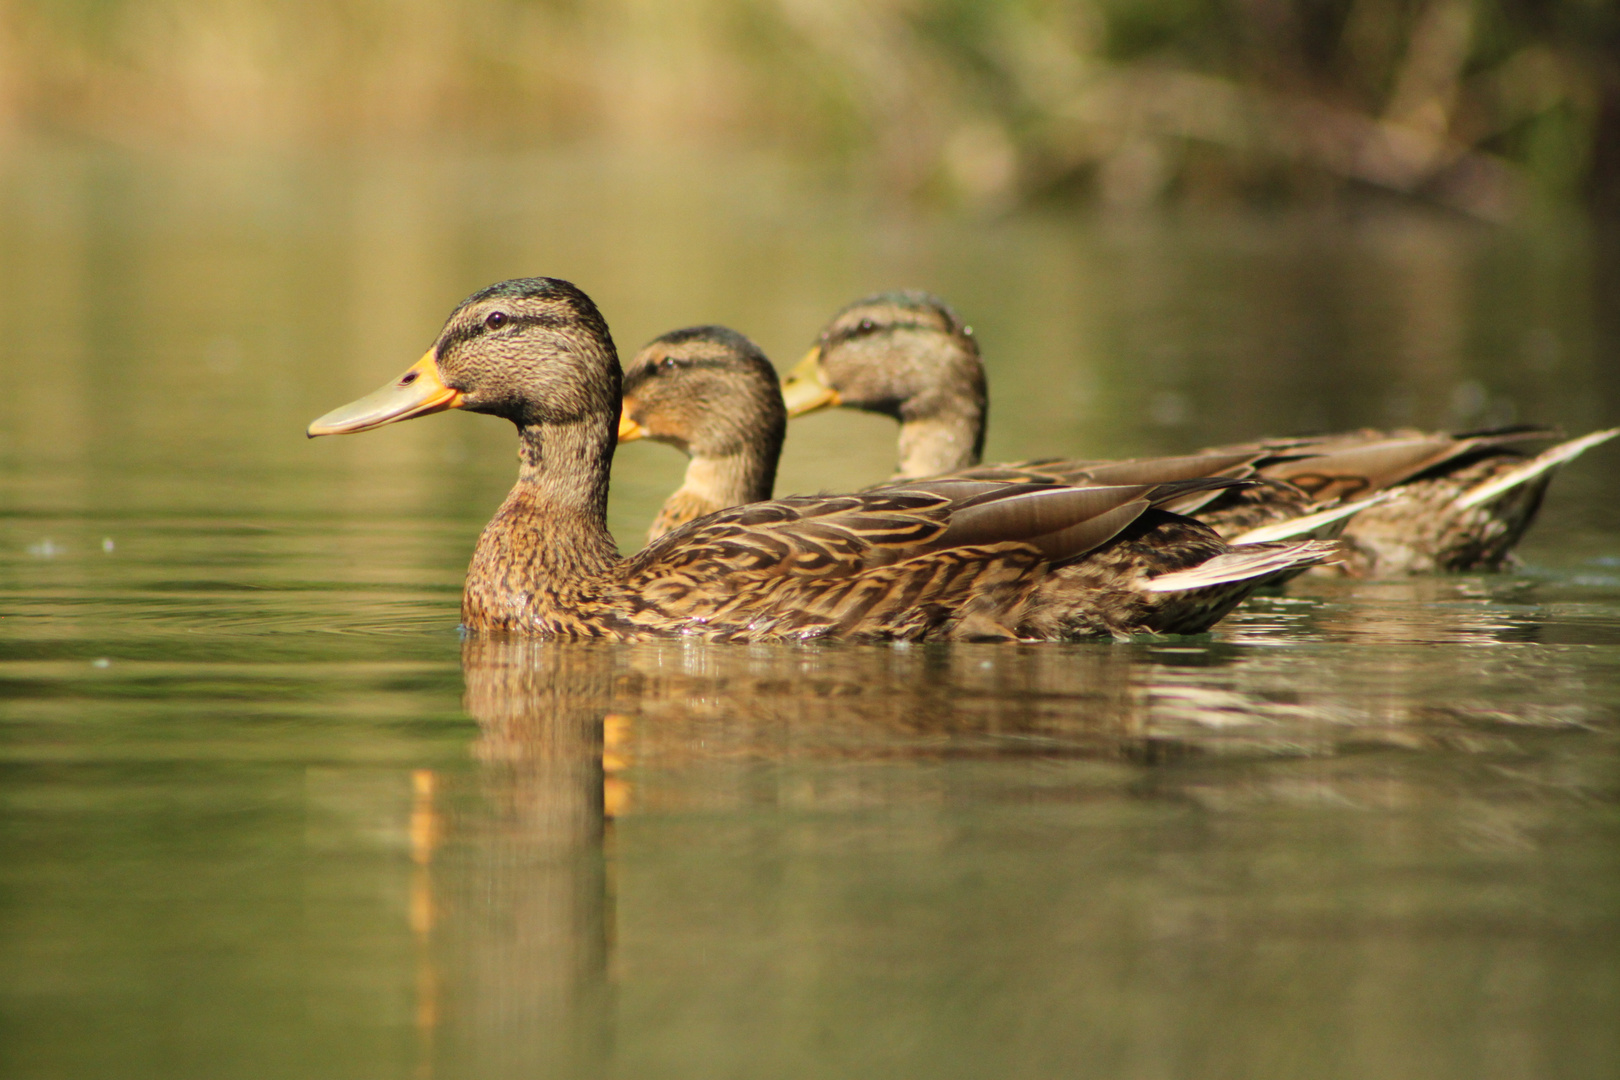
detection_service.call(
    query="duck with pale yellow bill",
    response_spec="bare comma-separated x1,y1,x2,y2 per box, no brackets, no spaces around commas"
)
308,278,1337,641
617,325,785,545
781,290,1619,577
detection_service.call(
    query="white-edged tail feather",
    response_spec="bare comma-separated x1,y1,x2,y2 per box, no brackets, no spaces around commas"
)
1142,540,1341,593
1228,490,1398,544
1454,428,1620,511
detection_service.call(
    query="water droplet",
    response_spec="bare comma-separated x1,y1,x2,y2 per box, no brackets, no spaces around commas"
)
102,538,115,553
27,539,60,558
91,658,111,669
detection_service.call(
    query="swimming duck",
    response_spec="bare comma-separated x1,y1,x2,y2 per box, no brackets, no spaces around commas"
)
617,326,785,543
617,325,1304,540
782,290,1618,577
307,278,1336,641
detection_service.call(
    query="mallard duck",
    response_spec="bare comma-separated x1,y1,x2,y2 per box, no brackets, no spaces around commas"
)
617,326,785,543
616,325,1303,539
307,277,1336,641
783,290,1618,577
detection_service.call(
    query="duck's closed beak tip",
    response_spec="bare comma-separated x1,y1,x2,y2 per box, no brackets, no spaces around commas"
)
618,406,647,443
781,346,841,418
306,352,464,438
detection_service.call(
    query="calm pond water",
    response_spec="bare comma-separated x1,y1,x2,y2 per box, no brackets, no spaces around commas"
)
2,146,1619,1079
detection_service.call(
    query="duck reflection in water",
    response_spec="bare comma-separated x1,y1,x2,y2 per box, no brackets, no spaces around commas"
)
419,638,619,1080
423,638,1213,1074
414,620,1606,1076
607,642,1178,774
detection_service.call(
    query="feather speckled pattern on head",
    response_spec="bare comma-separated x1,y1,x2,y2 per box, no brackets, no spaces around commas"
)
618,326,785,543
789,290,987,478
307,277,1337,641
783,292,1618,578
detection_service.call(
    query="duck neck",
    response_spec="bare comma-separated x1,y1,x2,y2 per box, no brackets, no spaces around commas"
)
463,416,621,631
649,446,777,542
895,399,985,479
682,446,776,514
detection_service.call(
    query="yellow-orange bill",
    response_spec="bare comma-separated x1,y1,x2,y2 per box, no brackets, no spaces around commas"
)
780,346,841,417
307,352,464,437
618,406,647,443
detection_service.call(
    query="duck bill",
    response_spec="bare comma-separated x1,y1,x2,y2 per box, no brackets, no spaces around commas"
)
618,406,648,443
307,352,464,437
781,347,842,417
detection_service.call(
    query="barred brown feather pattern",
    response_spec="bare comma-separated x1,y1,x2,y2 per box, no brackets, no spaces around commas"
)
310,277,1341,641
467,470,1330,642
1202,428,1585,575
798,295,1612,579
1330,458,1549,575
647,489,725,542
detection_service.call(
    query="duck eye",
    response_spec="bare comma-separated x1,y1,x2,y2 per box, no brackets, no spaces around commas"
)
485,311,508,330
857,318,876,333
659,356,678,371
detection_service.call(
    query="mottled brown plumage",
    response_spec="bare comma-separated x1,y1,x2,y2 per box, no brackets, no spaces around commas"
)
784,290,1618,576
307,277,1336,641
618,326,784,543
1212,427,1609,575
619,325,1288,537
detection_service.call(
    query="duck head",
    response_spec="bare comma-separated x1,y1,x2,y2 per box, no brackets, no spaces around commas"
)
782,290,987,477
308,277,621,437
619,325,786,460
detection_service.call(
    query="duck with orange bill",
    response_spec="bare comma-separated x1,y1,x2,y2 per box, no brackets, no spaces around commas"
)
309,278,1337,641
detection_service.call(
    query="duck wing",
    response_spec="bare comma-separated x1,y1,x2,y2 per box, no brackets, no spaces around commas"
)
1211,426,1562,500
615,478,1254,641
876,450,1269,514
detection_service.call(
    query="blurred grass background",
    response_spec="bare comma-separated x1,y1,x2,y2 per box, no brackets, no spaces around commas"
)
0,0,1615,219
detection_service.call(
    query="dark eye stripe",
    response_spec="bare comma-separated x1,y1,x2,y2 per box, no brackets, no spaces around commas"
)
650,356,745,376
437,312,568,355
507,313,567,331
823,318,937,349
625,354,756,394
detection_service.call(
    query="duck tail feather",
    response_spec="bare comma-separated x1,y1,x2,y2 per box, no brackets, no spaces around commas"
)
1453,428,1620,511
1142,540,1341,593
1227,490,1398,544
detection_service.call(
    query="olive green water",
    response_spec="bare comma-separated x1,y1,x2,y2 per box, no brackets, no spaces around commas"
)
2,147,1619,1079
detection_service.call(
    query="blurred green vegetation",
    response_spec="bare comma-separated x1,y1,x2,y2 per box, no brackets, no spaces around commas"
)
0,0,1614,217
